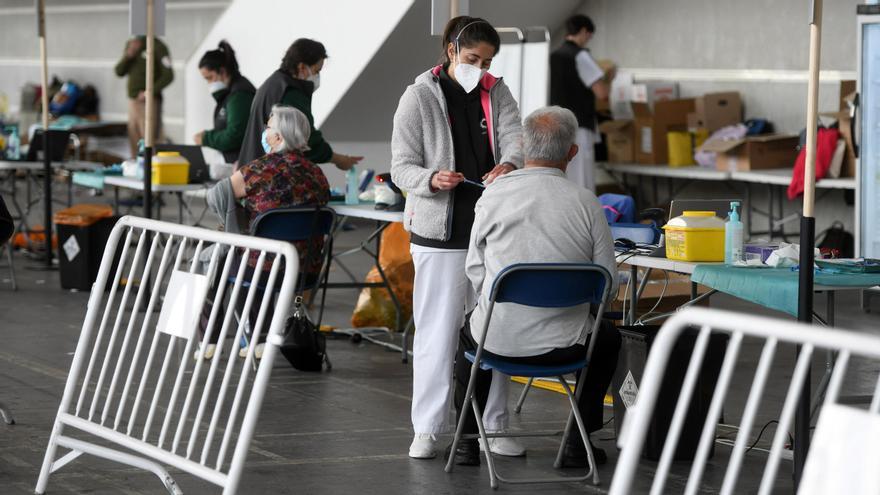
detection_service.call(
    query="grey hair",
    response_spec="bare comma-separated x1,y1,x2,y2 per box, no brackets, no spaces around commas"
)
268,104,311,152
522,106,578,162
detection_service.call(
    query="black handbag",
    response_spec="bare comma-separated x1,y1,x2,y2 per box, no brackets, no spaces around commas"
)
279,295,328,372
278,206,331,372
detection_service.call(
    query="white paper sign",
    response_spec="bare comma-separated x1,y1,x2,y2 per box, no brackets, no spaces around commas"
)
640,127,653,154
62,235,80,262
156,270,209,340
619,370,639,410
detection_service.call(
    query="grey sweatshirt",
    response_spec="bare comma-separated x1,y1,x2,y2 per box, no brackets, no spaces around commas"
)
465,167,618,357
390,67,523,241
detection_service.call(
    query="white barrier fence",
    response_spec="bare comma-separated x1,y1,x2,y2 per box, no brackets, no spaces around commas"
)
36,215,299,495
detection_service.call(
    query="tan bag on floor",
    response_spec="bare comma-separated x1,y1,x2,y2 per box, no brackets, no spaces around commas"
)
350,222,414,330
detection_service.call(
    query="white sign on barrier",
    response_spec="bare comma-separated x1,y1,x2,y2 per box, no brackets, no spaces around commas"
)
156,270,208,340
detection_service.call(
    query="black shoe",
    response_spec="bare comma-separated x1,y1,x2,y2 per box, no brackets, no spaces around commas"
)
445,439,480,466
560,440,607,468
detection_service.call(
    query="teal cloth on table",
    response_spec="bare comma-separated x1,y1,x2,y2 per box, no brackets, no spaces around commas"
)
72,165,122,189
691,265,880,317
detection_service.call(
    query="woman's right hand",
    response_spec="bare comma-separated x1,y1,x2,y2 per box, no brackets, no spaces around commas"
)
431,170,464,191
331,153,363,171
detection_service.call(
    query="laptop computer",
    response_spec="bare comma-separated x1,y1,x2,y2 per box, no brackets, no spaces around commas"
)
26,129,71,162
155,144,210,183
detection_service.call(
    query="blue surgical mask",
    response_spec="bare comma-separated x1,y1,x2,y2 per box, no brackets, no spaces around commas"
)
261,129,272,153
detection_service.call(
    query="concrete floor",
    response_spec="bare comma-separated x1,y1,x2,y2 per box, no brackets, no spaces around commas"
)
1,184,880,494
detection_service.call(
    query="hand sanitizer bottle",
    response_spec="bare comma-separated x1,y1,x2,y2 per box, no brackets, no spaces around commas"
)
725,201,744,264
7,128,20,160
345,166,359,205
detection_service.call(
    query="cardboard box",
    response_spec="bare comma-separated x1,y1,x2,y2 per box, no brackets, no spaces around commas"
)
631,82,679,105
632,98,695,164
686,112,702,131
694,92,742,133
610,78,678,120
598,119,635,163
702,134,799,171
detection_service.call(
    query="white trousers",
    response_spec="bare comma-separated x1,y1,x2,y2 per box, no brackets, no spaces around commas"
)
566,127,597,192
410,247,510,434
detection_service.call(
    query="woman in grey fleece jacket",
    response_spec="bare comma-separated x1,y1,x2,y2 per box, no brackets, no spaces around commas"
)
390,16,524,462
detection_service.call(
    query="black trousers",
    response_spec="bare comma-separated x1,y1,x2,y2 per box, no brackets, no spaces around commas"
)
454,319,621,446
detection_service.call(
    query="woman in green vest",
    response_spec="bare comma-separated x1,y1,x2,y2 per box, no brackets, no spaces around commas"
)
193,41,256,164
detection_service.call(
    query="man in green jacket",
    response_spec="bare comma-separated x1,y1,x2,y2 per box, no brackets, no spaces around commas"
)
115,36,174,158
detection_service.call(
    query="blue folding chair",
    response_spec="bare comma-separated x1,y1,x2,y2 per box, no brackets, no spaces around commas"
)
445,263,613,489
228,206,337,359
250,206,337,323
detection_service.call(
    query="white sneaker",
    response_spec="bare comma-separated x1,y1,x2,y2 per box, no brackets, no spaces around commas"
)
193,344,218,361
408,433,437,459
239,343,265,359
480,436,526,457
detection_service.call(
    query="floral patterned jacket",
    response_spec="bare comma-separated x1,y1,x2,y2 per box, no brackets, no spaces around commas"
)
239,150,330,275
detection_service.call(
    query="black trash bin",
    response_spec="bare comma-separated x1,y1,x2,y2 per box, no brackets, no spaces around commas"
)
612,325,728,461
54,204,117,290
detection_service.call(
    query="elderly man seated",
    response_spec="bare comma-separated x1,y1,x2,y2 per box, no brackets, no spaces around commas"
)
449,106,621,466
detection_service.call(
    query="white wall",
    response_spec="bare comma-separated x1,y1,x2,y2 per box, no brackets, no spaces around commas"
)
0,0,229,143
577,0,860,235
183,0,415,144
582,0,860,134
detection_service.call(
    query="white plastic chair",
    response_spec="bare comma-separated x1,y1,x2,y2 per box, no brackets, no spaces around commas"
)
36,215,299,494
610,306,880,495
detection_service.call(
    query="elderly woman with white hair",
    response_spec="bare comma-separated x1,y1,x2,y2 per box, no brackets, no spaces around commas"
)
229,104,329,215
201,104,329,360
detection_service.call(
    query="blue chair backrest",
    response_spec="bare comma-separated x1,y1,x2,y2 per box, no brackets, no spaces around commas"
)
490,263,611,308
251,206,335,242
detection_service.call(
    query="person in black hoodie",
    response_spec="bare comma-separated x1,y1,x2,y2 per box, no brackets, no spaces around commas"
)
238,38,361,170
193,41,256,164
549,15,614,191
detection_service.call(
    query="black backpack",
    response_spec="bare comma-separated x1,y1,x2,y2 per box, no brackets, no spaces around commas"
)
280,295,329,372
817,221,854,259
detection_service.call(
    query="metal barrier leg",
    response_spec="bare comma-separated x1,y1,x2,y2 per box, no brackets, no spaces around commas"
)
4,244,15,291
35,421,63,494
401,317,413,364
54,435,182,495
0,402,14,425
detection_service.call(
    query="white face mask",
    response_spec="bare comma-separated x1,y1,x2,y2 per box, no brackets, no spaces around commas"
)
306,67,321,91
208,80,227,93
453,48,486,93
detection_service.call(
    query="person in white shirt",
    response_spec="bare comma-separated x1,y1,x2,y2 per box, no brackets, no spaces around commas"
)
549,14,614,191
448,106,622,467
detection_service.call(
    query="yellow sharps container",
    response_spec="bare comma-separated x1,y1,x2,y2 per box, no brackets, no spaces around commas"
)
662,211,725,261
151,151,190,185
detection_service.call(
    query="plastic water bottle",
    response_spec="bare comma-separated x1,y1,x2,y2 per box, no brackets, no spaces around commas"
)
345,166,359,205
7,128,20,160
725,201,744,264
